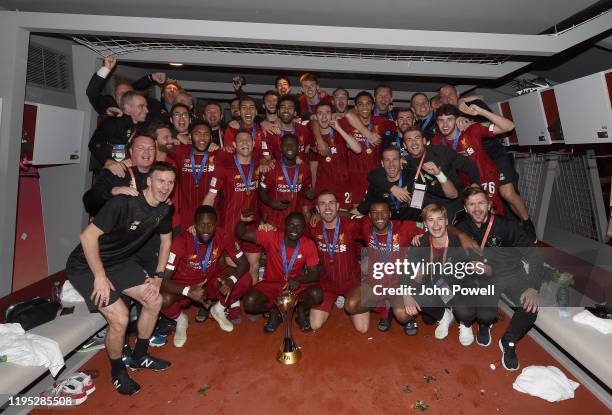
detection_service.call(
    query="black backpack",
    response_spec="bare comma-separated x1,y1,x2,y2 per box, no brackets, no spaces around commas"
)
4,297,61,331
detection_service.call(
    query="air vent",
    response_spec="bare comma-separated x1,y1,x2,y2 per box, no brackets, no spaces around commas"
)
27,43,71,91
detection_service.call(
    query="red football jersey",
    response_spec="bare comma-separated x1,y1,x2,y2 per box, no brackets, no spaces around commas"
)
307,217,362,293
256,230,319,283
170,144,221,229
208,156,261,230
431,124,504,213
260,161,312,230
166,228,243,285
265,122,313,162
339,115,396,200
311,128,350,202
223,124,270,159
299,94,333,118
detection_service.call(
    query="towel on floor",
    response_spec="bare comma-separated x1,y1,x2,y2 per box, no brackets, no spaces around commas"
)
572,309,612,334
60,280,85,303
0,323,64,377
513,365,579,402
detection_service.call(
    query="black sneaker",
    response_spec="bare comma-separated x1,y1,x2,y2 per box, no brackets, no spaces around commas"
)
263,309,281,334
476,324,491,347
499,337,520,371
112,371,141,395
404,318,418,336
195,307,209,323
377,309,393,332
129,354,171,372
521,219,537,244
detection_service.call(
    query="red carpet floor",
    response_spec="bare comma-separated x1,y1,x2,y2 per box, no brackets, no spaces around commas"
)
33,308,608,415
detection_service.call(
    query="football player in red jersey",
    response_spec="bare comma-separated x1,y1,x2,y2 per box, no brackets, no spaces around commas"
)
259,134,316,230
431,104,514,216
298,72,333,119
311,102,362,209
265,94,313,162
308,191,369,332
203,130,264,284
339,91,396,204
343,199,424,333
223,96,270,159
160,206,251,344
236,212,323,333
168,121,220,230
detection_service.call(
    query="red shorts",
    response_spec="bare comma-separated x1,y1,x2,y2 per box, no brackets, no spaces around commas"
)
312,286,352,313
251,280,316,310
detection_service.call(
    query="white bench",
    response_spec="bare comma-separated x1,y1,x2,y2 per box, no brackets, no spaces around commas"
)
500,281,612,410
0,301,106,414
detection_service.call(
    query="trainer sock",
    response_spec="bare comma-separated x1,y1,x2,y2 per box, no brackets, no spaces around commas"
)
110,357,125,379
132,338,150,362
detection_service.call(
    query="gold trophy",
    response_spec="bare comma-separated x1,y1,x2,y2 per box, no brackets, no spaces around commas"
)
275,290,302,364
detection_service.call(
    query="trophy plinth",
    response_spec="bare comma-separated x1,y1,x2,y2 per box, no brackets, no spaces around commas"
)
275,290,302,365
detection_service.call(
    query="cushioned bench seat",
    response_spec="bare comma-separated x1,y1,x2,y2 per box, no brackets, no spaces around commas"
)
0,301,105,404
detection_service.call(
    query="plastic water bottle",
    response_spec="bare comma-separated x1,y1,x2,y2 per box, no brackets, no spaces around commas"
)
52,281,61,303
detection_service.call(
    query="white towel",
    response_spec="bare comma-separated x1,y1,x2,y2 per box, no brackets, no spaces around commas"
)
0,323,64,377
60,280,85,304
513,365,579,402
572,310,612,335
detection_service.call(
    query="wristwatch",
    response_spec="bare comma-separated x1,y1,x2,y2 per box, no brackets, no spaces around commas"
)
154,271,165,278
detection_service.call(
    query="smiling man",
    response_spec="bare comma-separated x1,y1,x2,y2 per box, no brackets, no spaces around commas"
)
66,162,175,395
236,212,323,333
223,96,270,159
265,94,314,161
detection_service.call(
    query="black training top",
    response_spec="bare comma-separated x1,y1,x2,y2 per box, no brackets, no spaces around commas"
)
82,167,149,217
66,193,172,272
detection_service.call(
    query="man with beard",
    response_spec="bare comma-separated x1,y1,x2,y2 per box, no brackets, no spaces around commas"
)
372,84,394,120
230,98,241,122
359,146,459,221
311,102,362,209
411,93,437,141
204,130,265,285
439,85,537,241
169,103,192,145
455,187,542,370
89,91,149,173
66,162,175,395
332,87,350,117
388,107,415,158
344,199,423,333
203,102,225,147
161,80,181,114
169,121,220,230
367,127,480,222
275,76,293,96
259,134,315,230
338,91,396,204
265,95,313,162
431,104,514,217
147,122,177,162
258,90,281,135
83,135,156,216
160,205,251,343
298,73,333,119
236,212,322,333
223,96,270,159
308,191,368,332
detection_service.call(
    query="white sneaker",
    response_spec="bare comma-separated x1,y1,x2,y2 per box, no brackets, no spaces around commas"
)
42,378,88,405
173,312,188,348
434,308,454,340
459,323,474,346
57,372,95,396
211,302,234,332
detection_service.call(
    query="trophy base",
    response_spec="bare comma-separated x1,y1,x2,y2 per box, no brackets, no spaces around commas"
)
277,348,302,365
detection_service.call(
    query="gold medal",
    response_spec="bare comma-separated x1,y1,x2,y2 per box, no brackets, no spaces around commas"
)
366,148,372,154
325,156,332,162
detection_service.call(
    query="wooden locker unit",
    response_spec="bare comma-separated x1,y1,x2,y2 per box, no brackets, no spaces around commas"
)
508,90,553,146
554,70,612,144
